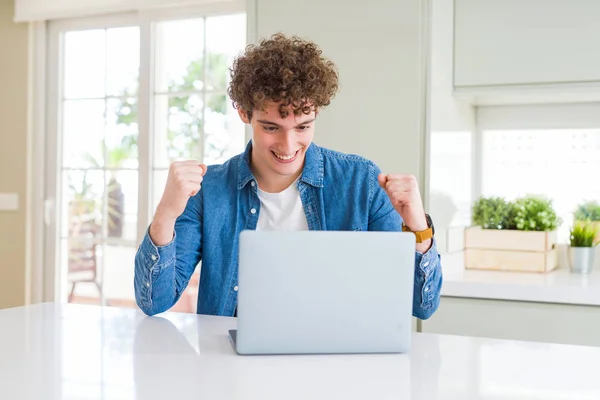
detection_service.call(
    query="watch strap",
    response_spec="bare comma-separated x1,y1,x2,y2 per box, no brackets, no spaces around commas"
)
402,224,434,243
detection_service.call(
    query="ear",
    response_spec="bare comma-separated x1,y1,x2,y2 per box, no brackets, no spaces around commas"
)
237,108,251,124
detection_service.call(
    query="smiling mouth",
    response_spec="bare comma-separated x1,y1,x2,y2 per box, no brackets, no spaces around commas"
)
272,149,300,163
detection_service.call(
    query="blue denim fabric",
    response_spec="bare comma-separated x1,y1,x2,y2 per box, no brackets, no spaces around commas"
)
134,142,442,319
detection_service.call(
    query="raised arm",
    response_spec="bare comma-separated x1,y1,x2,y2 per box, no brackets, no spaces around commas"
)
367,163,442,320
134,161,206,316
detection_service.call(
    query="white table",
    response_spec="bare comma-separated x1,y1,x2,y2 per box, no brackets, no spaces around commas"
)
2,303,599,399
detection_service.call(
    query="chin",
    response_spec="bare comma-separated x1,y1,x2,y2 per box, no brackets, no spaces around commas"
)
272,162,300,175
272,155,304,175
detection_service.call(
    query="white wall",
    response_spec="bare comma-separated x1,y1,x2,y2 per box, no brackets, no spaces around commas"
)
251,0,429,178
429,0,474,134
428,0,476,251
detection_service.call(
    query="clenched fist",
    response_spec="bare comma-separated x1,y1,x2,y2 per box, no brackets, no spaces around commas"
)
150,161,206,246
157,161,207,220
378,173,431,252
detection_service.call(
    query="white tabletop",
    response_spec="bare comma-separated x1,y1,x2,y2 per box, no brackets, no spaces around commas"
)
2,303,600,400
442,252,600,306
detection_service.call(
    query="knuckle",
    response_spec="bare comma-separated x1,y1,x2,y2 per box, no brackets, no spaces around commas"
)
174,175,186,186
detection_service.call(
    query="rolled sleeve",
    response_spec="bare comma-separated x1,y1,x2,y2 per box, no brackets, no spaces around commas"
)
139,228,177,271
413,238,443,320
415,239,439,276
134,228,178,315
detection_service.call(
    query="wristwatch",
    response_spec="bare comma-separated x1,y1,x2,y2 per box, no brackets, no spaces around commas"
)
402,214,435,243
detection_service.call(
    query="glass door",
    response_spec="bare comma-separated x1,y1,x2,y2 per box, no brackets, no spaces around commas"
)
56,25,141,307
47,10,247,312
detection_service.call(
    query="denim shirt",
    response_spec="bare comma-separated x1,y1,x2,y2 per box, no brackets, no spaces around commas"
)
134,142,443,319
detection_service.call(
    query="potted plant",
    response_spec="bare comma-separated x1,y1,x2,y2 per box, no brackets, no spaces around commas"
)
68,172,99,230
471,196,514,230
83,133,136,238
465,195,562,273
105,136,136,238
574,200,600,221
511,195,561,231
569,221,599,274
574,200,600,243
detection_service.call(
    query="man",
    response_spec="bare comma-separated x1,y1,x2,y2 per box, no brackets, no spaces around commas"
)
134,33,442,319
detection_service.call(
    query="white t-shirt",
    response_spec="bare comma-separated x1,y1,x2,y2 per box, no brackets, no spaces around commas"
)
256,180,309,231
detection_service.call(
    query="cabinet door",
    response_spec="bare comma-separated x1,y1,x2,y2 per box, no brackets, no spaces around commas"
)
422,297,600,347
454,0,600,88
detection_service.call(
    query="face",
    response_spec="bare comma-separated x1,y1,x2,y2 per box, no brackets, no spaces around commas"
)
238,102,316,181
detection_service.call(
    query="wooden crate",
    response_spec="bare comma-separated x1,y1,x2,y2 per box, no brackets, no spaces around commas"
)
464,227,558,273
465,248,558,273
465,226,556,252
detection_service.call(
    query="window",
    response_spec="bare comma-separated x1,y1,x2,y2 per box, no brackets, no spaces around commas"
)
429,130,472,228
47,8,247,311
428,103,600,252
481,128,600,240
477,104,600,242
151,14,246,211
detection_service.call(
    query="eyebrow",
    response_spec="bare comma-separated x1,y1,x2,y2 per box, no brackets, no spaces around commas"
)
256,118,316,127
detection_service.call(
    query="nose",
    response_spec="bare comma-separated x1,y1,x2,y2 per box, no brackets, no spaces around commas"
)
279,130,296,154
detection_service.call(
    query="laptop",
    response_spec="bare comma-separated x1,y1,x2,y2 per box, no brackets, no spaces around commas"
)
229,230,416,355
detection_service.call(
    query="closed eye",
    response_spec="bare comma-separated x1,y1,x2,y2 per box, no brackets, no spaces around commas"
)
262,125,278,132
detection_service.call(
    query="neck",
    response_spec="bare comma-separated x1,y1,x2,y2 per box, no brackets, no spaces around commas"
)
260,175,299,193
250,159,302,193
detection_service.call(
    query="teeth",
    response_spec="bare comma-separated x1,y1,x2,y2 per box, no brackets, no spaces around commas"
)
274,151,296,160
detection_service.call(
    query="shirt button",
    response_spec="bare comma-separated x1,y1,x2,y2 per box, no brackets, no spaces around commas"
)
151,255,157,261
250,208,256,214
424,286,429,292
145,282,150,288
234,286,239,292
423,261,429,268
251,181,255,187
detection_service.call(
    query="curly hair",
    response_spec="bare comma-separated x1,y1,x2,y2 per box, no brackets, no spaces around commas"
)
227,33,339,119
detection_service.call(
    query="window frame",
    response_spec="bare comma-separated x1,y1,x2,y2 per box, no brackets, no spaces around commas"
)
42,1,247,303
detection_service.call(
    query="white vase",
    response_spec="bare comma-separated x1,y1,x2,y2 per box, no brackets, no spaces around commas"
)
569,247,596,274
